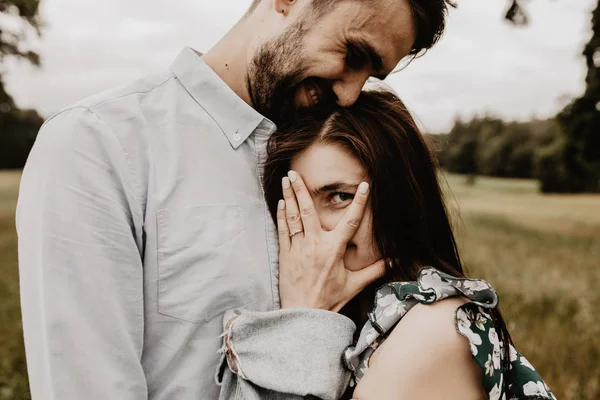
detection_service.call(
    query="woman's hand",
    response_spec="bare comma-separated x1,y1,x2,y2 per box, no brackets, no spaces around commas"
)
277,170,386,312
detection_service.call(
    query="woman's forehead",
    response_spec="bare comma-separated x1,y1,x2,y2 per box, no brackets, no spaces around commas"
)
291,143,365,188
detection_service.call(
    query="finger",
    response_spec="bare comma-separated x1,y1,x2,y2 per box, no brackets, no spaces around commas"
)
287,171,320,234
334,182,370,244
282,177,304,238
347,259,387,296
277,199,291,252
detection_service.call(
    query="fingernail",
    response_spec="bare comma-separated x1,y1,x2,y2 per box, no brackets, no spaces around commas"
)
278,199,285,209
288,170,298,183
358,182,369,194
282,177,291,189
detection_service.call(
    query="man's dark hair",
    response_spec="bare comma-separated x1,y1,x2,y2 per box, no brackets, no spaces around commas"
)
247,0,456,55
406,0,456,56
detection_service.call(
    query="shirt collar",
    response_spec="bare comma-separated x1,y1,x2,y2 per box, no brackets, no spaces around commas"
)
170,47,275,149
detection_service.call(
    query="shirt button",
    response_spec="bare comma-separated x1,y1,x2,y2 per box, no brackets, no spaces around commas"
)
232,133,241,142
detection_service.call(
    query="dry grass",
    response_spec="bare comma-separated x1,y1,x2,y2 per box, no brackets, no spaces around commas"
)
443,173,600,400
0,170,598,399
0,171,29,400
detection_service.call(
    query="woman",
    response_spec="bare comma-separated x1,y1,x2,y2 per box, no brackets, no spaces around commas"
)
223,89,555,399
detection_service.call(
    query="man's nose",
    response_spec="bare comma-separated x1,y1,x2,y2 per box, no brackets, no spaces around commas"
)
332,70,370,107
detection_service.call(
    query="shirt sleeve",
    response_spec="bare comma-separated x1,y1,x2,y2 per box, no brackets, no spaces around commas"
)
16,107,147,399
217,308,356,400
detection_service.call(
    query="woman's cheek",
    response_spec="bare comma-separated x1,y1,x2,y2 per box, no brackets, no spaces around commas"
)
319,208,345,232
343,250,363,272
358,214,381,263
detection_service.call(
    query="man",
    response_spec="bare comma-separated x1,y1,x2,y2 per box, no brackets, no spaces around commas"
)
16,0,452,398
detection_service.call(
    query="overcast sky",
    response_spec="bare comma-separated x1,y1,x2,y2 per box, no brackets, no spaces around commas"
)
3,0,596,132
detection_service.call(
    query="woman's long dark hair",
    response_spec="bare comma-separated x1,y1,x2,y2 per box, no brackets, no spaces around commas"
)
263,90,513,392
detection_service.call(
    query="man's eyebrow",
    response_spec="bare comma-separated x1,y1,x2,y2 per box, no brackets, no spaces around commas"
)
347,38,386,79
311,182,360,196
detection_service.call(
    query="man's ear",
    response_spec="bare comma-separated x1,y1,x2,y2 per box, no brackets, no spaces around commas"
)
273,0,297,16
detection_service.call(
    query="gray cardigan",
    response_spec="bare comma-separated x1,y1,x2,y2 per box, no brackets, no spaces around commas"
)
216,308,356,400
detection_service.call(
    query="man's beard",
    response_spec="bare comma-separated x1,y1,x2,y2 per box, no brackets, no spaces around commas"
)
247,20,310,126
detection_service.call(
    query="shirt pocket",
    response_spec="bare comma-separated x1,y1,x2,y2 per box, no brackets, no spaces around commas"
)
156,205,253,323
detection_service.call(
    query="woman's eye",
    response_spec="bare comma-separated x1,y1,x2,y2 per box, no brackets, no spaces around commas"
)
330,192,355,206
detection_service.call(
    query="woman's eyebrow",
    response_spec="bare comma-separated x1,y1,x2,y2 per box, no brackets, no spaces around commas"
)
311,182,359,196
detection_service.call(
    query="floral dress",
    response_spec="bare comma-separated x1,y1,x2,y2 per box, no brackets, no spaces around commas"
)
343,268,556,400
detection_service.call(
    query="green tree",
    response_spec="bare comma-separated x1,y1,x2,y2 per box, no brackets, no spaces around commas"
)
0,0,42,66
553,2,600,192
440,115,560,180
442,118,484,175
0,0,44,169
507,0,600,193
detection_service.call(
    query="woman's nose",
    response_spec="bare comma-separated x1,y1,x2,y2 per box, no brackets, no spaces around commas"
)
320,212,341,232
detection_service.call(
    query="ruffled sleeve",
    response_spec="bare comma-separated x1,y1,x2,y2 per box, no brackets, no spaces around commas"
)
343,267,556,400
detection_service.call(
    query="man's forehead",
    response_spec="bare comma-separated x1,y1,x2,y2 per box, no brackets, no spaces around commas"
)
342,0,417,65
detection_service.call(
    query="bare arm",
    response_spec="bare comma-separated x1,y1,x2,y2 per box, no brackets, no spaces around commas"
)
352,298,486,400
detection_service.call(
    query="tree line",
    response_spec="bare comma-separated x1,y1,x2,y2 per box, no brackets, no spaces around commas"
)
0,78,44,169
438,1,599,193
1,0,44,169
430,116,568,192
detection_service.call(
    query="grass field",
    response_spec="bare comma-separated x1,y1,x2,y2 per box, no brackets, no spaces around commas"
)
0,172,28,399
1,170,599,399
442,174,600,399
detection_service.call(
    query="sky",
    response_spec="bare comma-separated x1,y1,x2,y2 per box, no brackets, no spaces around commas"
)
3,0,597,132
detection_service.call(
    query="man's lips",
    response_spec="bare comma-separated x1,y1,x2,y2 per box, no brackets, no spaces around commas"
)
303,80,321,107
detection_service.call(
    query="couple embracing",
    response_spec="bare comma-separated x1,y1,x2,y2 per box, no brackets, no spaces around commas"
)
17,0,554,399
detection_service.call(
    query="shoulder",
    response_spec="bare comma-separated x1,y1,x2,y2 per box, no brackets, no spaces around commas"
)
353,297,485,400
31,105,130,176
34,107,113,161
22,107,139,208
71,71,175,111
40,70,175,138
376,297,476,368
394,296,468,337
33,73,176,178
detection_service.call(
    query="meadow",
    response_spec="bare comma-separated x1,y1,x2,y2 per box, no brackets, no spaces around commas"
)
0,170,599,399
443,173,600,399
